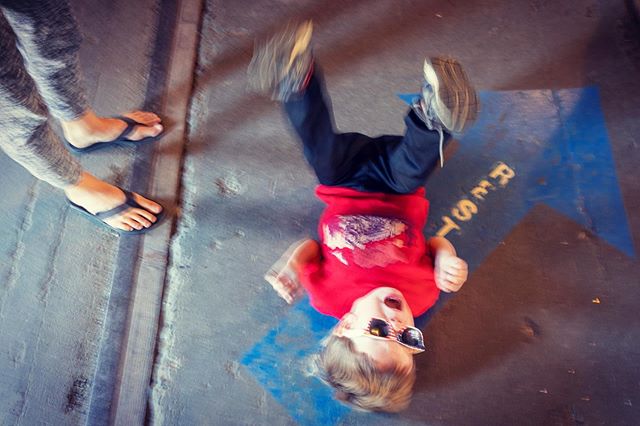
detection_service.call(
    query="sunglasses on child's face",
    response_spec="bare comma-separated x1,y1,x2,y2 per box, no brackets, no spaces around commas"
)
343,318,426,354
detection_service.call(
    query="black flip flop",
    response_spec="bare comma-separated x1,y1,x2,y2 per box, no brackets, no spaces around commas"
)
64,116,162,154
68,188,164,235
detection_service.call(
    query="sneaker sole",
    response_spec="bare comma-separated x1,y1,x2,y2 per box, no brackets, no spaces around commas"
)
423,57,478,133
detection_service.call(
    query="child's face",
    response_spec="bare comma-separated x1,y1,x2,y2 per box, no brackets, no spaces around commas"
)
334,287,415,371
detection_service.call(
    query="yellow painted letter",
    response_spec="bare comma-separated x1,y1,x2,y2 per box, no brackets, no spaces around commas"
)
436,216,461,237
452,199,478,221
489,162,516,186
471,180,494,200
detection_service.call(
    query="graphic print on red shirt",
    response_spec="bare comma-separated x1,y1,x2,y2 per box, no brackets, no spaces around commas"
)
323,215,410,269
301,185,440,319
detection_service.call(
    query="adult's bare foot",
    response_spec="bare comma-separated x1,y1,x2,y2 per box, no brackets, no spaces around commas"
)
61,109,163,150
64,172,163,232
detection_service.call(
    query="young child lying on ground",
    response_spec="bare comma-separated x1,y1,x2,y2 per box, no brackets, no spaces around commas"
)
249,21,478,412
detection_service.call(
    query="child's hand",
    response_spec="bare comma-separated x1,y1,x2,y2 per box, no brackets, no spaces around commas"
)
264,239,318,304
434,252,468,293
264,262,304,304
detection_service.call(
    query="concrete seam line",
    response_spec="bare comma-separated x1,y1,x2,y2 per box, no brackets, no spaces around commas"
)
111,0,204,424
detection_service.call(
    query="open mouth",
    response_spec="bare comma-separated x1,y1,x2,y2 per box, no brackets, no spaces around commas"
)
384,296,402,310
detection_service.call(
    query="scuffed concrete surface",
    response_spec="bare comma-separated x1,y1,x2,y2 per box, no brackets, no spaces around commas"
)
0,180,116,424
0,0,159,424
151,0,640,425
1,0,639,424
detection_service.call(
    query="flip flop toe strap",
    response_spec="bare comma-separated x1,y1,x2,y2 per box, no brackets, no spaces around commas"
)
95,190,142,220
104,116,140,143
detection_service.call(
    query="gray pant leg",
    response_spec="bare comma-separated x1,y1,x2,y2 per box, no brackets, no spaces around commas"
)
0,0,89,121
0,12,82,188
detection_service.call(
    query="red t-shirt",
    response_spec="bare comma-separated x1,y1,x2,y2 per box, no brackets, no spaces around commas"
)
300,185,439,318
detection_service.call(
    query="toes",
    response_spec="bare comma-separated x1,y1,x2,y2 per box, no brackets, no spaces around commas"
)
148,123,163,135
132,207,157,224
122,111,163,141
107,212,153,233
123,211,152,229
132,193,163,214
122,216,144,231
106,216,138,232
130,123,163,140
106,219,134,232
126,111,162,125
108,194,162,232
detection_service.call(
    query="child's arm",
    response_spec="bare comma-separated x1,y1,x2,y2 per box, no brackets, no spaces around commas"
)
264,239,321,304
427,236,469,293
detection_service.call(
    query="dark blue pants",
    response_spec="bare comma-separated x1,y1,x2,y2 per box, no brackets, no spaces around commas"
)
283,71,448,195
284,71,451,328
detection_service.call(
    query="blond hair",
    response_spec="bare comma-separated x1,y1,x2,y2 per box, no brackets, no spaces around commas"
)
317,334,416,412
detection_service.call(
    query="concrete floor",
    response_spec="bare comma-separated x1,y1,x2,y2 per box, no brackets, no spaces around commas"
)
1,0,639,425
0,0,159,424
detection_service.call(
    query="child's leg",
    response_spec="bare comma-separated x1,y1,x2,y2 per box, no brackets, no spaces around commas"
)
283,56,477,194
248,21,376,187
249,22,478,193
284,70,447,193
283,70,373,187
367,56,479,194
367,111,451,194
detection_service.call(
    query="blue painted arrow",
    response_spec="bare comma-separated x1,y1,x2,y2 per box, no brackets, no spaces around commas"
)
242,299,346,424
242,87,635,425
402,87,635,267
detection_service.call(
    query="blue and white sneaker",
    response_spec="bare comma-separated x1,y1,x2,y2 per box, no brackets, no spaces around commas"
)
412,57,479,166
